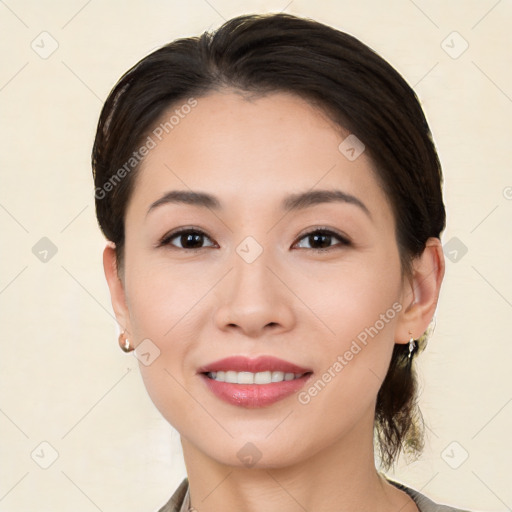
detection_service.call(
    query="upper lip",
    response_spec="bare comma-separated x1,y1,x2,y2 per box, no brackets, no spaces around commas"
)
197,356,312,374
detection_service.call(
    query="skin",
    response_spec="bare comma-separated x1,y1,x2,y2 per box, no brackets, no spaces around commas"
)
104,90,445,512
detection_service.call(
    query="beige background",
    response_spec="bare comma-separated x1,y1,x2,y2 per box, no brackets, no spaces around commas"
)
1,1,511,511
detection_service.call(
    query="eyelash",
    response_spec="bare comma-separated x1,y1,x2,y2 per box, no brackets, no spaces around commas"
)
156,226,351,253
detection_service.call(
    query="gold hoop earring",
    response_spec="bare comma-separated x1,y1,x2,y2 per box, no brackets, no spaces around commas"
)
118,331,133,353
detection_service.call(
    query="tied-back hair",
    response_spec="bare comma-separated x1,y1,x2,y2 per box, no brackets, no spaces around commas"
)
92,12,446,470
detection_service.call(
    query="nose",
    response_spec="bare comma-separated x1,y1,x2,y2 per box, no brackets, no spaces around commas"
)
213,249,296,338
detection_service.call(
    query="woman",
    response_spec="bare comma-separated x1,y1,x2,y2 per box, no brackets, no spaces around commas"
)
92,12,470,512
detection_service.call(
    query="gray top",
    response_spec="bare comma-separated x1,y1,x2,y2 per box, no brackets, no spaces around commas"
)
157,476,473,512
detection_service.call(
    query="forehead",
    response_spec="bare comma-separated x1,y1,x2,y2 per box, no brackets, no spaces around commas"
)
128,91,392,222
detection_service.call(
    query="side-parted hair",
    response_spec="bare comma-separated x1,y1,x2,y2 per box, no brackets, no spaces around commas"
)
92,12,446,470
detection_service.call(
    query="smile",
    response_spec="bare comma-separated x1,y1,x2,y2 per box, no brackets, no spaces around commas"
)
205,370,308,384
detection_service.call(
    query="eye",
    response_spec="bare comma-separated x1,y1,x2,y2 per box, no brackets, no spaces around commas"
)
157,228,216,251
157,227,350,253
293,228,350,252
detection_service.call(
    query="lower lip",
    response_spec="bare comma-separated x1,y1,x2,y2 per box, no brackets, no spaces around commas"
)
200,373,313,408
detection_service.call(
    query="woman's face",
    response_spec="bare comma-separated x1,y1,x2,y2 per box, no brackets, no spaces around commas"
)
108,90,415,467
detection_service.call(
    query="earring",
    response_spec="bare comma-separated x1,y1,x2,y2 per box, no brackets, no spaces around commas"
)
118,330,133,353
408,331,416,360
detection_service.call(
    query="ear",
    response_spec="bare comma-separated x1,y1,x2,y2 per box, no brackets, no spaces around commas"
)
395,237,445,344
103,242,131,334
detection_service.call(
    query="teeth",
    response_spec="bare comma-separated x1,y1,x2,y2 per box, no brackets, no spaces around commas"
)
207,370,305,384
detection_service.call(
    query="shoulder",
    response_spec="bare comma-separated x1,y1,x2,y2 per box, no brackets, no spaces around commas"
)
385,475,478,512
159,476,481,512
156,477,189,512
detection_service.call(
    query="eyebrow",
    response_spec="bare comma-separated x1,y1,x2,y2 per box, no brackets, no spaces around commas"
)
147,189,371,219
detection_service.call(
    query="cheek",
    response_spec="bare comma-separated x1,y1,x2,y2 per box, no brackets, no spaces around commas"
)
304,252,402,347
297,251,402,407
122,260,207,412
124,256,210,341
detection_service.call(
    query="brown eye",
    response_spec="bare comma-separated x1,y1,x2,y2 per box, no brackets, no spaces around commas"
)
159,229,215,250
294,229,350,252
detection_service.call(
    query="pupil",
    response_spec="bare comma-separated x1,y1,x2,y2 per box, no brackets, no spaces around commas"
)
183,233,203,248
311,233,330,248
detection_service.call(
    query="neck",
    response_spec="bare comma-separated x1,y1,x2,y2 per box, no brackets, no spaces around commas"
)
180,407,418,512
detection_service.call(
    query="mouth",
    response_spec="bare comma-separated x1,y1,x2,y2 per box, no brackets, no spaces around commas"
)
199,372,313,408
203,370,311,384
197,356,313,408
197,355,312,374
